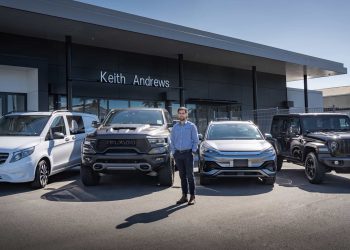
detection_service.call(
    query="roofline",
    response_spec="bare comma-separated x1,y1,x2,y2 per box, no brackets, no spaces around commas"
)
0,0,346,75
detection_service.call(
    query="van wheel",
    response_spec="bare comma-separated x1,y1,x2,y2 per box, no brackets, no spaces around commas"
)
305,152,325,184
81,165,100,186
158,163,174,186
31,159,50,189
277,156,283,171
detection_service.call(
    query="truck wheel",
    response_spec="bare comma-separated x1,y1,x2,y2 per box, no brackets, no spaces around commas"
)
304,152,325,184
200,175,211,185
277,156,283,171
158,163,174,186
31,159,50,189
261,176,276,185
81,165,100,186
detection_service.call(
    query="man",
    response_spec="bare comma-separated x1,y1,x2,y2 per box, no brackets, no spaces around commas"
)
170,107,199,205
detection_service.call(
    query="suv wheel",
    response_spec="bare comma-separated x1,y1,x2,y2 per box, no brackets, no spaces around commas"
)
277,156,283,171
81,165,100,186
158,163,174,186
261,176,276,185
31,159,50,189
304,152,325,184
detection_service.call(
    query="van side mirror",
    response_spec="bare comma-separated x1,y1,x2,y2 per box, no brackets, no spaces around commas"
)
92,120,101,128
53,131,65,139
198,134,203,141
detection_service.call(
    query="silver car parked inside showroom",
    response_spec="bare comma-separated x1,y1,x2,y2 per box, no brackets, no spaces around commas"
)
199,121,277,185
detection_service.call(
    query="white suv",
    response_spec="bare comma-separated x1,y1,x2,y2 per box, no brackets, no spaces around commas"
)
0,110,98,188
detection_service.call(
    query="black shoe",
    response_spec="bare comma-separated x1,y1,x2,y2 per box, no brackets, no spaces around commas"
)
188,195,196,205
176,195,188,204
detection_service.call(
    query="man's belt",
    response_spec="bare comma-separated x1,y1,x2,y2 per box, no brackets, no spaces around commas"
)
175,149,192,154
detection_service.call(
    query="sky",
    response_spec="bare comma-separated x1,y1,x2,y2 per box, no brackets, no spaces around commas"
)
78,0,350,90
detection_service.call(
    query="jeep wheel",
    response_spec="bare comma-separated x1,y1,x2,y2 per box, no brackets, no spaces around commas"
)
305,152,325,184
261,176,276,185
277,156,283,171
158,163,174,186
200,175,211,185
81,165,100,186
31,159,50,189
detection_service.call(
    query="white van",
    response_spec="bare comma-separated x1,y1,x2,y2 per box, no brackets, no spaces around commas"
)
0,110,98,188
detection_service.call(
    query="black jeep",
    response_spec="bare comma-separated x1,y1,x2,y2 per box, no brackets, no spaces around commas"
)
270,113,350,184
80,108,175,186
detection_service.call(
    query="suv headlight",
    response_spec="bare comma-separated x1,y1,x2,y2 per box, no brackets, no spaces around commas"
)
10,147,35,163
262,146,275,156
147,137,166,145
329,141,338,154
200,143,218,154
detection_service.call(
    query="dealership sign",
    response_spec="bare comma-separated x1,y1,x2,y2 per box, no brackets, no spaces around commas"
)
100,71,170,88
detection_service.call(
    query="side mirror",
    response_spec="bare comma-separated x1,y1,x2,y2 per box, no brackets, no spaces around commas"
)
53,131,65,139
289,126,300,135
265,133,273,140
92,120,101,128
198,133,203,141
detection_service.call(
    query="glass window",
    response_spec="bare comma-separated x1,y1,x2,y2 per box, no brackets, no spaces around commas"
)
48,116,67,138
105,109,164,126
130,100,165,108
58,95,67,110
0,115,50,136
109,100,129,109
99,99,108,120
7,94,25,112
72,98,84,113
84,98,99,116
66,115,85,134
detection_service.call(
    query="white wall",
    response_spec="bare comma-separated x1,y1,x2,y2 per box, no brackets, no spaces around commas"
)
287,87,323,108
0,65,38,111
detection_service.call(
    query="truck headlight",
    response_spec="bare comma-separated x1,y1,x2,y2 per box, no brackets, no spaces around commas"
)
83,138,97,154
147,138,166,145
10,147,35,163
329,141,338,153
148,147,167,154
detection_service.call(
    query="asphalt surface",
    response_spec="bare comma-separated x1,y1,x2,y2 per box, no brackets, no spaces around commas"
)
1,163,350,250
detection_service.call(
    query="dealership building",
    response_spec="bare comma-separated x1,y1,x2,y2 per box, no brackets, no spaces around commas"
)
0,0,347,132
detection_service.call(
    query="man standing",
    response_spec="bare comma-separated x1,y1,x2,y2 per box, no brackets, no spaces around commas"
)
170,107,199,205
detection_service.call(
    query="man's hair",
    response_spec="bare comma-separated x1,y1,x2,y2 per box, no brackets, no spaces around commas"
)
177,107,188,114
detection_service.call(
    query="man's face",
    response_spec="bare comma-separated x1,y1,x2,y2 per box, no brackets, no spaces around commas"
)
177,110,187,121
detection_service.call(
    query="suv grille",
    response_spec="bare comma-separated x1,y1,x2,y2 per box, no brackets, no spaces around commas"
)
0,153,9,165
338,139,350,155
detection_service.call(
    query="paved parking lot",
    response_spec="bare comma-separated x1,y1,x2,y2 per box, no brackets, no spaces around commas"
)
1,162,350,250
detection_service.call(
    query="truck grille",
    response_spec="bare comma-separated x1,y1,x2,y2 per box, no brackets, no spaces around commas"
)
96,139,149,153
338,139,350,155
0,153,9,165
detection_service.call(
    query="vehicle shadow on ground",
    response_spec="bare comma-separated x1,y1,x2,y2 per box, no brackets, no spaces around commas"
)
116,204,187,229
41,171,168,202
277,168,350,194
194,175,274,196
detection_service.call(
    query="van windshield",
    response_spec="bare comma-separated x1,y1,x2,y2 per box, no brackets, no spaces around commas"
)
0,115,50,136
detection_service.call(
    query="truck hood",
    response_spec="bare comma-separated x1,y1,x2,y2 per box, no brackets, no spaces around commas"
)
0,136,42,152
306,131,350,141
96,124,169,137
204,139,272,152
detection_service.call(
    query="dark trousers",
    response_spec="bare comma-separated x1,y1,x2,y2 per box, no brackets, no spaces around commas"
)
174,151,195,196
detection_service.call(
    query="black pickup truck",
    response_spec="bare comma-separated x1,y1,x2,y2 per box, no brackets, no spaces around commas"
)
80,108,175,186
269,113,350,184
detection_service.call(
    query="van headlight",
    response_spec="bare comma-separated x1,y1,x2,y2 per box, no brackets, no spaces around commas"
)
10,147,35,163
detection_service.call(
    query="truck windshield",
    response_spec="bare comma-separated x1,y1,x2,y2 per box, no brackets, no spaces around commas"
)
302,116,350,132
207,123,263,140
104,110,164,126
0,115,50,136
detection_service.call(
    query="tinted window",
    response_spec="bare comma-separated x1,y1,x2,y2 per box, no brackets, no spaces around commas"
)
207,123,263,140
105,110,164,126
49,116,67,138
0,115,49,136
271,117,288,137
67,115,85,134
302,116,350,132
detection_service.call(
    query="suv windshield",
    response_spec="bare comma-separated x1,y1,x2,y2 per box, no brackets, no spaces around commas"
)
207,123,263,140
0,115,50,136
104,110,164,126
302,115,350,133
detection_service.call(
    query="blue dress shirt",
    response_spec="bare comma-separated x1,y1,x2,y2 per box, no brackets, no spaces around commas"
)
170,120,199,154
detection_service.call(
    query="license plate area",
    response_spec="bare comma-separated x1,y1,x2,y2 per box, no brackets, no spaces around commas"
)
232,159,248,167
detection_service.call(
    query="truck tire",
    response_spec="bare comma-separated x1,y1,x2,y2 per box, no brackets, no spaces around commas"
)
277,156,283,171
81,165,100,186
261,176,276,185
31,159,50,189
304,152,325,184
158,163,174,186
